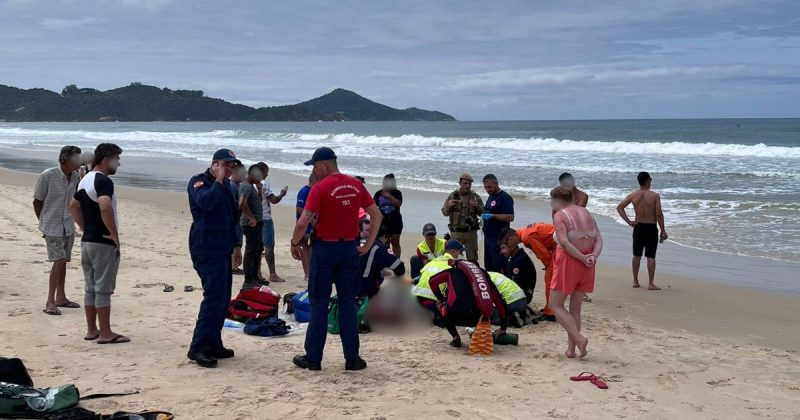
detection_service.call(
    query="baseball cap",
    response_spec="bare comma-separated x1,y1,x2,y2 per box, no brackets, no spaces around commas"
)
212,149,237,162
459,172,473,182
445,240,465,251
422,223,437,236
304,147,337,166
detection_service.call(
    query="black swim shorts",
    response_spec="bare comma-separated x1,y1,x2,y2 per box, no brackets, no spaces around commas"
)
633,223,659,259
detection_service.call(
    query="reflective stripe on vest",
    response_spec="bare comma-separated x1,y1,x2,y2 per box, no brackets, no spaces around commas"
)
489,272,526,304
412,254,453,300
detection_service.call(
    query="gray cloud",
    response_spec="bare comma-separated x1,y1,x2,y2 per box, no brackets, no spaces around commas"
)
0,0,798,119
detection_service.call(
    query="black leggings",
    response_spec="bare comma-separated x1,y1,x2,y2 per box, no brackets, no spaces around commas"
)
243,222,263,282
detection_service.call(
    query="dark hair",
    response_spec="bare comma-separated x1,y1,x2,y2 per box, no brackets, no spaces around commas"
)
483,173,498,183
637,171,651,186
355,176,365,183
550,186,573,202
255,161,268,171
499,227,517,244
383,173,395,180
558,172,573,181
59,145,81,164
248,165,262,175
93,143,122,166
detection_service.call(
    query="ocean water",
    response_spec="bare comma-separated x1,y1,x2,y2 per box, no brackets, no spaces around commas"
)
1,119,798,263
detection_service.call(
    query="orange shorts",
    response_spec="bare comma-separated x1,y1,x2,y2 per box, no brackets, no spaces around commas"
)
551,247,595,294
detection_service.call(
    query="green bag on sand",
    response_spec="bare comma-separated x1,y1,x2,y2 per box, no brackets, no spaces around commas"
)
327,296,370,334
0,383,80,417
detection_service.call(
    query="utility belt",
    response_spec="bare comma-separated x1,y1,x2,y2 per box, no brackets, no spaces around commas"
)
449,224,479,233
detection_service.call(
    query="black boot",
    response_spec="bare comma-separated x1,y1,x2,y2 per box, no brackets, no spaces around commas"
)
345,357,367,371
293,354,321,371
187,351,218,368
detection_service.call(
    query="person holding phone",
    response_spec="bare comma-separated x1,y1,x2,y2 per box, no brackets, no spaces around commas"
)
186,149,240,368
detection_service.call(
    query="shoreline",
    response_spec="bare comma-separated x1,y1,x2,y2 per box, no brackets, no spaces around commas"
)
1,164,798,350
2,145,799,296
1,165,799,418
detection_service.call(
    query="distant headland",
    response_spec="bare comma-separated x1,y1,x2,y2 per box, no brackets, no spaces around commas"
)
0,83,456,122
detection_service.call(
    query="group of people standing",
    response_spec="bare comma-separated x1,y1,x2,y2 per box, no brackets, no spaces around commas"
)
33,143,128,345
31,143,668,371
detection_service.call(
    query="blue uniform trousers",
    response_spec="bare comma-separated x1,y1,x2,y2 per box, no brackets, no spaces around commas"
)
189,254,232,354
484,236,503,272
305,240,360,364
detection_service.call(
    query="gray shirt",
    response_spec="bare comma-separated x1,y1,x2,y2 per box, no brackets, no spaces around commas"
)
239,182,263,225
33,166,79,237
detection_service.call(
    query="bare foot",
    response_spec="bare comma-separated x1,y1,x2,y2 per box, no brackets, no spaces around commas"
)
632,283,640,288
565,337,577,358
648,285,661,290
269,274,286,283
577,337,589,358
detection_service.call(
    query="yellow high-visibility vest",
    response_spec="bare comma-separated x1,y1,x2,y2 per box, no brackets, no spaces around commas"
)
416,237,446,261
488,272,526,304
412,253,454,300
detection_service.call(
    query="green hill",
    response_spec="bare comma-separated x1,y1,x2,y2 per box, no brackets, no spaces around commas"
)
299,88,455,121
0,83,455,122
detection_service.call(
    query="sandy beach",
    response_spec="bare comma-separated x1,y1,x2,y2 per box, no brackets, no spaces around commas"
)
1,163,800,419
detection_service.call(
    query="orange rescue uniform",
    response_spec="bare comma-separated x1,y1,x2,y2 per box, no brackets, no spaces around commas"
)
516,223,557,316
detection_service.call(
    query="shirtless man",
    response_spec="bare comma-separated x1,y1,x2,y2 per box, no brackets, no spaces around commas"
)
559,173,588,207
616,172,668,290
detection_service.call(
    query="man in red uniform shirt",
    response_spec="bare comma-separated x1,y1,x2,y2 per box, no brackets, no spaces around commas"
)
290,147,382,371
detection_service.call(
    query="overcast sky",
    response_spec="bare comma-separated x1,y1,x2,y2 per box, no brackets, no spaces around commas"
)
1,0,799,120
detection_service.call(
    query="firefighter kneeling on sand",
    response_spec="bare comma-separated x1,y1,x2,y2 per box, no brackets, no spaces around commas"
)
427,260,509,349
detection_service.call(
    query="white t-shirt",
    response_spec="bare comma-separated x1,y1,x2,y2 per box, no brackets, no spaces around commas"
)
261,180,273,220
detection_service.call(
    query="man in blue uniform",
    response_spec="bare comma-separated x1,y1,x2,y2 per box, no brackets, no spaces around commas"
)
187,149,240,368
481,174,514,272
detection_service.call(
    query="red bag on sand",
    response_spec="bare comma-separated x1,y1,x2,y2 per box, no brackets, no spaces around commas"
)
228,299,278,321
227,286,281,321
236,286,281,307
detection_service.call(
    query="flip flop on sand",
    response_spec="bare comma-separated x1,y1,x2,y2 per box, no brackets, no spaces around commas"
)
570,372,595,381
84,332,100,341
184,285,194,292
570,372,608,390
590,376,608,389
163,285,174,292
97,334,130,345
56,300,81,308
43,307,61,316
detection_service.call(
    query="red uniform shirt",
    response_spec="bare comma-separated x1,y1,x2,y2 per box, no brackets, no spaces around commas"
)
305,173,374,241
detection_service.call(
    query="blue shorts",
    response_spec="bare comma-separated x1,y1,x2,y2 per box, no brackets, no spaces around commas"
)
261,219,275,248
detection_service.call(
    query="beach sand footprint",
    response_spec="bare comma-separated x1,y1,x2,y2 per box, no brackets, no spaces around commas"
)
706,378,734,387
8,308,31,317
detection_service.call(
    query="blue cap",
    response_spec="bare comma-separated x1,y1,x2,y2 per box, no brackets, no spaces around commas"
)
445,240,465,251
212,148,237,162
304,147,337,166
